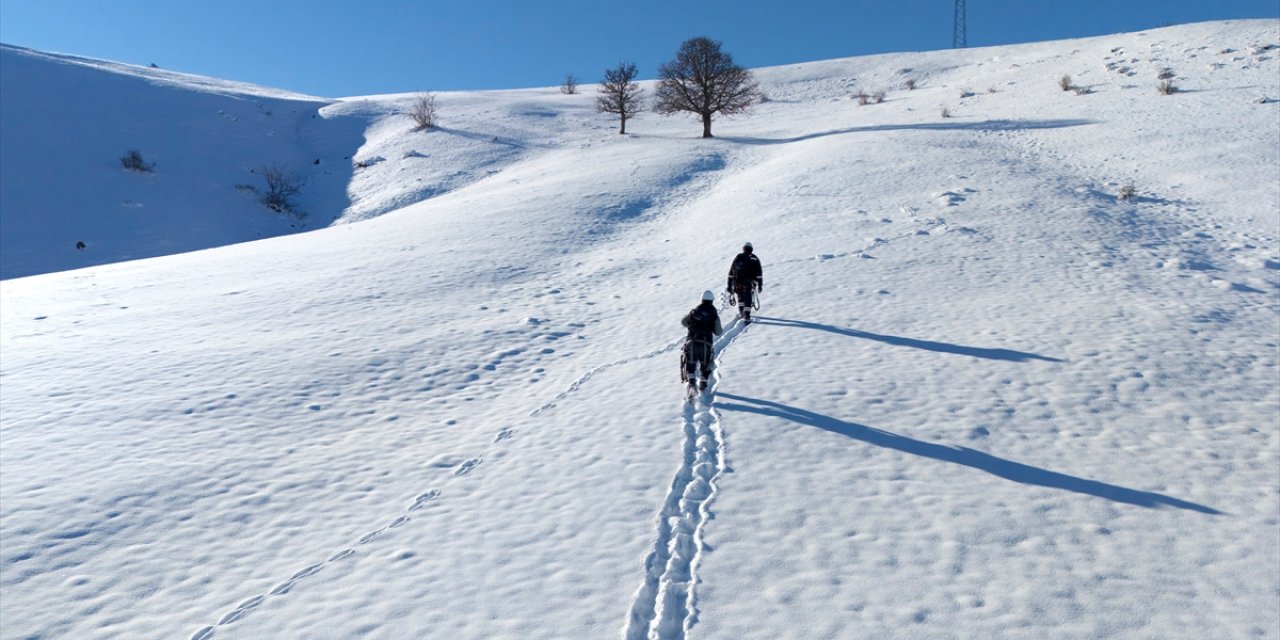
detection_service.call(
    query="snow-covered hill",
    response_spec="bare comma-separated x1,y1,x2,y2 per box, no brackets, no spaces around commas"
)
1,20,1278,640
0,44,352,279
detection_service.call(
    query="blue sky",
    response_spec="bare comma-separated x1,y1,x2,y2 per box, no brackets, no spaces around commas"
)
1,0,1276,97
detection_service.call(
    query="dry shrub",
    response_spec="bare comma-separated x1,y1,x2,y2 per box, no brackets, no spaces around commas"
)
409,92,437,131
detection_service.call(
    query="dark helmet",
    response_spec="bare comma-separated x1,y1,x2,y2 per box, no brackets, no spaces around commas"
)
743,242,753,253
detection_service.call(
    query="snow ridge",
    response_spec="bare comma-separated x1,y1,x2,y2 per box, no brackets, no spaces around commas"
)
624,317,743,640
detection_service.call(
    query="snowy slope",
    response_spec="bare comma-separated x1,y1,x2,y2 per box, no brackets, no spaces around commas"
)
0,46,569,279
0,44,358,279
1,20,1278,640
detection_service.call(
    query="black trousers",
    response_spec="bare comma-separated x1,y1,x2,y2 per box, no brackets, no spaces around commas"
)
681,339,714,381
733,281,756,309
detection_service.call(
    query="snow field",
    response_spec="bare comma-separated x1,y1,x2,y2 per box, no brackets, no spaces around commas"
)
1,19,1277,640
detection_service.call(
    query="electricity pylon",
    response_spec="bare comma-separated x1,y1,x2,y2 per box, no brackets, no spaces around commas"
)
953,0,967,48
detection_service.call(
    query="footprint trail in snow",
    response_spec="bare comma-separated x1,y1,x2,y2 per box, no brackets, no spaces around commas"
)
624,318,745,640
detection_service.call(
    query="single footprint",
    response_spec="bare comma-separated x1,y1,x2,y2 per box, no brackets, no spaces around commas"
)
290,563,323,580
409,489,441,511
455,458,482,476
217,595,265,624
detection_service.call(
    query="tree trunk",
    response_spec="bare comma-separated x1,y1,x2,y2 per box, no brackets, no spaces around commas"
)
701,112,713,138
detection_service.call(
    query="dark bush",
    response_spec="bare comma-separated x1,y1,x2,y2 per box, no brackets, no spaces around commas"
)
120,149,154,172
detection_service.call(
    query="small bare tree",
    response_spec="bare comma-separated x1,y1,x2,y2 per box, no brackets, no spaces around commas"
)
409,92,437,131
904,78,917,90
1059,75,1073,91
1157,79,1178,95
854,90,886,105
654,36,760,138
258,164,304,217
596,62,644,134
561,73,578,95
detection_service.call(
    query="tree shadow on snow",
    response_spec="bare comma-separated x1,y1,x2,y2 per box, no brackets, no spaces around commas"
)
720,119,1096,145
754,317,1065,363
434,125,530,149
716,393,1221,514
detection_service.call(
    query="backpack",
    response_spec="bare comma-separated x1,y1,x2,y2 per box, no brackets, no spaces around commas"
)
686,304,717,340
730,253,761,282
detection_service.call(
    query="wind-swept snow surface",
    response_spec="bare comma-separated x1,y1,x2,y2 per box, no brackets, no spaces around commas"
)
2,20,1278,640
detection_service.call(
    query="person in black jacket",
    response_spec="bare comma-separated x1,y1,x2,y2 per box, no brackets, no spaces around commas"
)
681,290,724,391
726,242,763,323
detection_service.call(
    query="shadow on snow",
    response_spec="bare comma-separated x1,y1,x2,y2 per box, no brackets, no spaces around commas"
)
434,125,530,149
716,393,1221,514
754,317,1065,363
720,118,1096,145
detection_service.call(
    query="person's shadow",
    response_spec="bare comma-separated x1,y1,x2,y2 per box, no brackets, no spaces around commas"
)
716,393,1220,514
752,316,1064,363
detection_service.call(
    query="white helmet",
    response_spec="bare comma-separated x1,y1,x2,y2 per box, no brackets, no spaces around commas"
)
702,290,715,301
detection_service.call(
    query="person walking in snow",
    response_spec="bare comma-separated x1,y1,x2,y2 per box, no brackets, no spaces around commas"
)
726,242,763,323
681,290,723,391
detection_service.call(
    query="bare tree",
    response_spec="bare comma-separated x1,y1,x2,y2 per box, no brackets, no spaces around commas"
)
561,73,578,95
409,92,437,131
259,164,304,215
654,36,760,138
236,164,305,218
595,62,644,134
